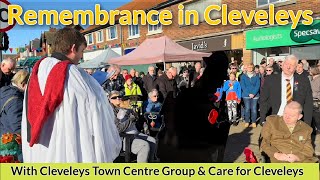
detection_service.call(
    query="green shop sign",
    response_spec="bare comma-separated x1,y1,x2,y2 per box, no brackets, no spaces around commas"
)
246,20,320,49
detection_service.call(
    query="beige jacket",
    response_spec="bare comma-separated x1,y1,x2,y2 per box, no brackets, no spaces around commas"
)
261,115,319,163
311,75,320,100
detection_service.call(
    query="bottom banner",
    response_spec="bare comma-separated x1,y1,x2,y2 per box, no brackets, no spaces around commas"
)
1,163,319,180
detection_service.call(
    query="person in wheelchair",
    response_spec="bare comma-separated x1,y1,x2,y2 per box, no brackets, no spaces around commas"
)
144,89,162,113
109,91,156,163
260,101,319,163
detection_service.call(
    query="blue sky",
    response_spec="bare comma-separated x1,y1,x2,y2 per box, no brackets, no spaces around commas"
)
5,0,131,54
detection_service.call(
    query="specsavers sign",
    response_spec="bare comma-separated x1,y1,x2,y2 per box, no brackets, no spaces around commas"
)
246,20,320,49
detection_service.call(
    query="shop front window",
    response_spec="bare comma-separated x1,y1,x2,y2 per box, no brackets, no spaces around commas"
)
291,45,320,61
252,46,289,65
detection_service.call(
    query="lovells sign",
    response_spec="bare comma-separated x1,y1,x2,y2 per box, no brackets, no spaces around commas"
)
290,22,320,43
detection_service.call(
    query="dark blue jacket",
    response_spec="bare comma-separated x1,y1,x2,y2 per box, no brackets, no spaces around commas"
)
144,99,162,113
240,73,260,98
0,71,14,88
0,85,24,134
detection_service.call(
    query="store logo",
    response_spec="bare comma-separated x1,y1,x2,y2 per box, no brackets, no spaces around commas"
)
290,22,320,43
191,41,208,51
223,39,227,47
0,0,16,32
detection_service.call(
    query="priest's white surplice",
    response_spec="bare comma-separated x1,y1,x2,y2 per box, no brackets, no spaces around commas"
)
21,57,122,162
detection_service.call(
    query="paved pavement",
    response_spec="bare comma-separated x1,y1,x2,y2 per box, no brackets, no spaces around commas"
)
224,121,320,162
116,121,320,163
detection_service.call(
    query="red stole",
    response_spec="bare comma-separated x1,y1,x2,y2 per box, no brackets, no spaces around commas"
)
27,58,71,147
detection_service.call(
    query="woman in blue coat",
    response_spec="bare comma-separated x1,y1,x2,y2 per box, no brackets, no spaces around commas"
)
240,64,260,128
0,70,29,162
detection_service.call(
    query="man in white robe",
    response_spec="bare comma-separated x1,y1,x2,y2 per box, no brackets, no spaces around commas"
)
21,28,121,162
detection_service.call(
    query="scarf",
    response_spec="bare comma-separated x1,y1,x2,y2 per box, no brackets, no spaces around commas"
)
27,53,72,147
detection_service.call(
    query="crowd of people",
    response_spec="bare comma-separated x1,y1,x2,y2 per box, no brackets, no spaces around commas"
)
219,57,320,131
1,27,319,163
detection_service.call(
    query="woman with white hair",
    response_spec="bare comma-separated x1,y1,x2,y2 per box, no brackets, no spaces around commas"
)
144,89,162,113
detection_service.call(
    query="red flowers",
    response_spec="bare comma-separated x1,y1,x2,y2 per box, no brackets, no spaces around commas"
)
243,147,258,163
0,155,14,163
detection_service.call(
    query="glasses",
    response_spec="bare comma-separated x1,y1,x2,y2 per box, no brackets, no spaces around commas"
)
110,96,120,100
231,68,237,69
266,70,272,72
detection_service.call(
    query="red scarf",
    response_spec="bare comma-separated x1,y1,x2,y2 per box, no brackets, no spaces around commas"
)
27,58,71,147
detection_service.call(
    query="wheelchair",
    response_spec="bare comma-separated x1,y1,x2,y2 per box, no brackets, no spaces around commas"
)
142,112,165,162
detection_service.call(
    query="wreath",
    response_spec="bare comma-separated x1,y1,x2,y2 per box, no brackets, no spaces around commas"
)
0,133,22,163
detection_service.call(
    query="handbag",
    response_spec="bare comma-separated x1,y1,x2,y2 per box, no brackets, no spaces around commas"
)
0,96,18,117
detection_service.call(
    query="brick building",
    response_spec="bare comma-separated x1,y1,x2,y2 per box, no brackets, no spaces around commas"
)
81,0,320,67
81,0,168,61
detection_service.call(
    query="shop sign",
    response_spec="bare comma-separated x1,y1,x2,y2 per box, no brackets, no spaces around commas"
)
290,22,320,43
178,35,231,52
246,20,320,49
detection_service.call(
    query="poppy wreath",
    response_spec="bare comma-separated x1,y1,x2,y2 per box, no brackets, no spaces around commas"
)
0,133,22,163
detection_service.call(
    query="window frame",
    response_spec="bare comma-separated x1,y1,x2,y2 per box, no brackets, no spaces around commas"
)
128,24,140,39
96,30,104,43
147,14,162,35
106,26,118,41
86,33,93,45
256,0,294,8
